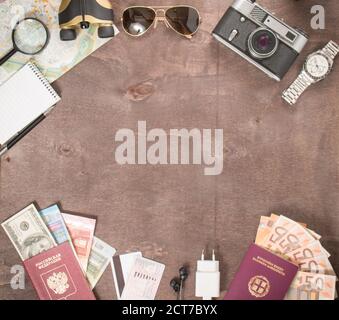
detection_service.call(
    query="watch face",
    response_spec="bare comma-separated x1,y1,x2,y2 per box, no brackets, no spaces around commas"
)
305,53,330,79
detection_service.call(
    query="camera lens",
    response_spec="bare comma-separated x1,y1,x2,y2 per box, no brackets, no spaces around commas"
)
248,28,278,59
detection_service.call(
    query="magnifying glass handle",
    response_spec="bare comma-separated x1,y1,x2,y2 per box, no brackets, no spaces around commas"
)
0,48,17,66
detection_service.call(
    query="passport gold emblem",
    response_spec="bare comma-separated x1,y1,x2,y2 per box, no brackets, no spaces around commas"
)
47,272,70,295
248,275,270,298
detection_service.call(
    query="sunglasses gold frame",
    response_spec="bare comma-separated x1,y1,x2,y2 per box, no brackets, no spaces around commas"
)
121,5,202,39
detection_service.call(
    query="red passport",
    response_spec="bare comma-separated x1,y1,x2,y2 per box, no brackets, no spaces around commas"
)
23,242,95,300
225,244,298,300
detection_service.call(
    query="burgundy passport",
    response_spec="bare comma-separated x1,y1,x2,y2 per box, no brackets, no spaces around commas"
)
224,244,298,300
24,242,95,300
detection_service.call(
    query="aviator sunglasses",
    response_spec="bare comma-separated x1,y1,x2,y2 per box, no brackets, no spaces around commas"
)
122,5,201,38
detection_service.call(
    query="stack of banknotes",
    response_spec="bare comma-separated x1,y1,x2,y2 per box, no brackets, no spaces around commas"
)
1,203,116,290
255,214,337,300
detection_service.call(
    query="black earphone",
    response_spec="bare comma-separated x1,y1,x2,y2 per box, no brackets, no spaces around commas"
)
170,266,189,300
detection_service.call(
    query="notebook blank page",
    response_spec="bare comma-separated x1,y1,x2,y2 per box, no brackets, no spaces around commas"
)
0,63,60,145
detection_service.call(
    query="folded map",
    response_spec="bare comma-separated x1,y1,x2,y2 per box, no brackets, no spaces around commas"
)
0,0,118,85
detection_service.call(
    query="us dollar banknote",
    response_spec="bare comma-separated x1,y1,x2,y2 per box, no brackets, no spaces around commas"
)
1,204,56,260
285,271,337,300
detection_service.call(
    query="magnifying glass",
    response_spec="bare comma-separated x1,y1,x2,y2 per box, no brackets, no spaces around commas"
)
0,17,49,66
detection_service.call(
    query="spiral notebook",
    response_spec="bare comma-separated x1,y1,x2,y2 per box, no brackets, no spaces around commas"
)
0,62,61,155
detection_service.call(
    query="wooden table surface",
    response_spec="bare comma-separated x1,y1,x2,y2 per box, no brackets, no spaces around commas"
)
1,0,339,300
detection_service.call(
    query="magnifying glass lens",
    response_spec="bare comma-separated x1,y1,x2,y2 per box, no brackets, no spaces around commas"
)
13,19,48,54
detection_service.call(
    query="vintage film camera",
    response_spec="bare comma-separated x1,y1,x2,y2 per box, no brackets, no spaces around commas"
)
212,0,309,81
58,0,115,41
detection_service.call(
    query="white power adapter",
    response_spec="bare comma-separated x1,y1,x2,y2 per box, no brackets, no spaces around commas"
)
195,250,220,300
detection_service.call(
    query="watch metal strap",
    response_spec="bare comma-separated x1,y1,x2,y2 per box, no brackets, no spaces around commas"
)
322,40,339,60
282,71,313,105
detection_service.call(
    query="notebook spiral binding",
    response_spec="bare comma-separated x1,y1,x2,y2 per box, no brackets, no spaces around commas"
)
27,62,59,101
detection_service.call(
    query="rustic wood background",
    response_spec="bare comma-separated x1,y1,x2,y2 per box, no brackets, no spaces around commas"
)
0,0,338,300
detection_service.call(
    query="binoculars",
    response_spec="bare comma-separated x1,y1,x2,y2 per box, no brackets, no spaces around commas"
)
58,0,115,41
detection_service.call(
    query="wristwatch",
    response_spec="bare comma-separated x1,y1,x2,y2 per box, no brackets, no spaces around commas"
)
282,40,339,105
